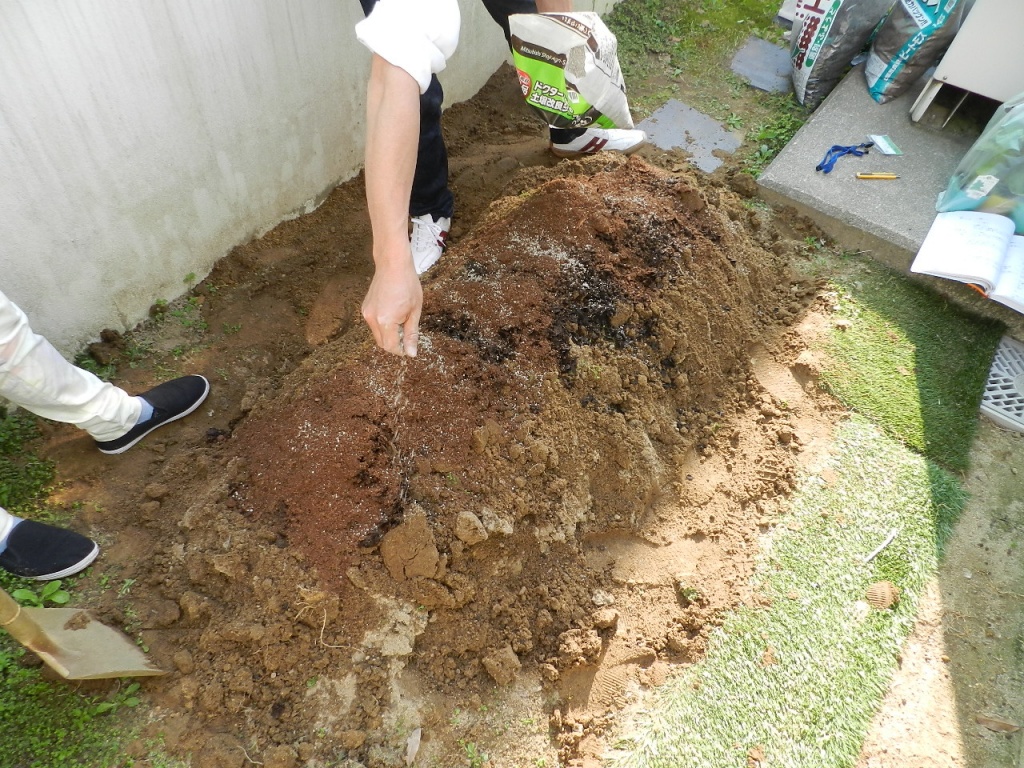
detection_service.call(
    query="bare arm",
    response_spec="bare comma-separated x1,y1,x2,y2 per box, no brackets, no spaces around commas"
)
361,54,423,357
536,0,572,11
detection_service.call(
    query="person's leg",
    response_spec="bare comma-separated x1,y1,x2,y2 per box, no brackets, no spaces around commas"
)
411,75,454,221
0,507,16,545
360,0,453,273
0,505,98,580
0,289,210,453
480,0,538,42
0,289,140,443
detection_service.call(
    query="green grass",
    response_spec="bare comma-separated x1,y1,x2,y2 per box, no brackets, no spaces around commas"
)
606,241,1003,765
0,650,147,768
744,97,808,175
610,417,965,768
821,266,1004,473
0,408,180,767
0,409,55,516
608,0,784,83
605,0,809,173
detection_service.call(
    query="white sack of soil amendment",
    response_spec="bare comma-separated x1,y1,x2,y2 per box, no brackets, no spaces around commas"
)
510,13,634,131
790,0,895,110
865,0,964,104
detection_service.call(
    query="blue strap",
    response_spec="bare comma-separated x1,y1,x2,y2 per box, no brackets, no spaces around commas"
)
816,142,873,174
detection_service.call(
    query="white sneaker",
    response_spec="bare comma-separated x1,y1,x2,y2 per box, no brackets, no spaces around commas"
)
410,213,451,274
550,127,647,159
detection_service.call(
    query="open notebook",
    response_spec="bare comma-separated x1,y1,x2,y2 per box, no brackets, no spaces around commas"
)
911,211,1024,314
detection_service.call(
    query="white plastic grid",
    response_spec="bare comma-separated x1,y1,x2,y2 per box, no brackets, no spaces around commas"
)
980,336,1024,433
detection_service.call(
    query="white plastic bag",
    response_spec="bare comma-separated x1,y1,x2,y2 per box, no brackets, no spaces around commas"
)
937,90,1024,233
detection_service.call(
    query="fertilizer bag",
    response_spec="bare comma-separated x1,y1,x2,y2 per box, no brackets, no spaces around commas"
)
510,13,633,131
790,0,894,110
865,0,964,104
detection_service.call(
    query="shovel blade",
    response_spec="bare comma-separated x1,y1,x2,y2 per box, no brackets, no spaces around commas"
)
20,606,165,680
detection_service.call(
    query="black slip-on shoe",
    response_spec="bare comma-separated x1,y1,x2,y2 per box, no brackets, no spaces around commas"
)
95,374,210,455
0,519,99,581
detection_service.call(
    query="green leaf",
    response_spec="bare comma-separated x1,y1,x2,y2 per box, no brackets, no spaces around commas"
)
41,581,61,598
11,588,38,606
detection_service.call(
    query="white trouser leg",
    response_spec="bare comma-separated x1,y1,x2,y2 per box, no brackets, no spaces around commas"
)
0,506,15,544
0,289,139,442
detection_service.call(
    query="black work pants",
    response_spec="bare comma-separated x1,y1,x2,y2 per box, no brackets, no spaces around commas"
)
360,0,539,219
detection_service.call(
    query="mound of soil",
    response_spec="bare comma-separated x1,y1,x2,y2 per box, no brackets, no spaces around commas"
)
36,67,831,768
133,156,814,767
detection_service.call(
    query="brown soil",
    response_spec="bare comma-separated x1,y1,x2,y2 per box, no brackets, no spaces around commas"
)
39,65,840,768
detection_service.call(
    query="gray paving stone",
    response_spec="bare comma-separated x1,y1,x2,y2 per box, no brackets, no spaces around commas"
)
637,99,741,173
730,35,793,94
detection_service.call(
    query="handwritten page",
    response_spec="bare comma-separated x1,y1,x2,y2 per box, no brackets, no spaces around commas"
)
991,236,1024,313
911,211,1017,292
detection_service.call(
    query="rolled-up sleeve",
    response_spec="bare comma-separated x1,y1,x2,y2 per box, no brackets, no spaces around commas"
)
356,0,461,94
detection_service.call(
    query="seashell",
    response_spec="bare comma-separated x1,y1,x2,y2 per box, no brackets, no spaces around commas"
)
865,581,900,610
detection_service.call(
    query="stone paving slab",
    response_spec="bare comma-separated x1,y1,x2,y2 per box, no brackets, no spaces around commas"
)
730,35,792,94
757,65,978,271
637,99,741,173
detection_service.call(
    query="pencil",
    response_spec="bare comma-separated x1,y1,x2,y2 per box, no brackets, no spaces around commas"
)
855,173,899,180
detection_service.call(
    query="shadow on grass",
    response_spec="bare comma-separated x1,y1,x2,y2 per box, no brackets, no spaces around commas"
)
824,263,1018,767
823,264,1004,476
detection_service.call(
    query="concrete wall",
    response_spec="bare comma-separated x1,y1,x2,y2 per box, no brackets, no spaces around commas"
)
1,0,617,354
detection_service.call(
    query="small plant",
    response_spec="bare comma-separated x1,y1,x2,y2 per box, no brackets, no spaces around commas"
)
743,102,808,176
725,112,743,130
675,583,702,607
222,322,242,335
459,740,488,768
118,578,136,597
170,297,208,333
151,298,169,322
123,340,154,369
93,682,142,715
13,580,70,607
183,272,197,288
153,362,179,381
803,235,828,253
74,353,116,382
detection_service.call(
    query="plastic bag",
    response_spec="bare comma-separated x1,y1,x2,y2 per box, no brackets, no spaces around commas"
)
510,13,633,130
865,0,964,104
790,0,894,110
937,90,1024,233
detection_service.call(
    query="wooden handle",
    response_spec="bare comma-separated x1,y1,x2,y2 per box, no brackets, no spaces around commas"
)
0,586,53,653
